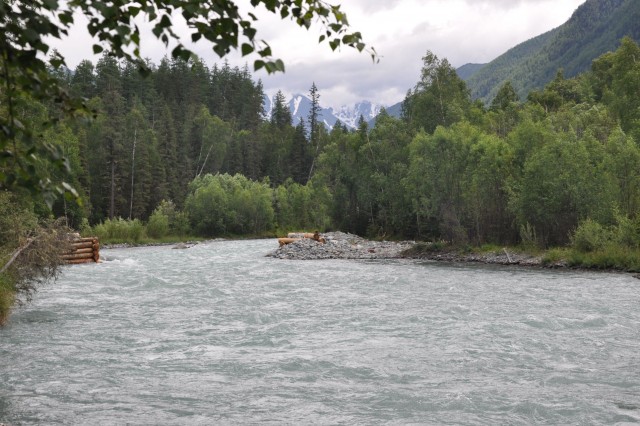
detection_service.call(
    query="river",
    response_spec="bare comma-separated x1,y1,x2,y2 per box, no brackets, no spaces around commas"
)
1,239,639,424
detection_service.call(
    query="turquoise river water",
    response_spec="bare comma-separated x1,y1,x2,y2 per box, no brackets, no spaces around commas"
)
1,239,639,424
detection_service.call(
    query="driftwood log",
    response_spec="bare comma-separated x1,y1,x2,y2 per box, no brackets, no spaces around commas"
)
279,232,326,246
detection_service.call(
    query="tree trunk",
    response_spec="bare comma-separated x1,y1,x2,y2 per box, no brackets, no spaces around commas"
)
129,128,137,219
110,155,115,220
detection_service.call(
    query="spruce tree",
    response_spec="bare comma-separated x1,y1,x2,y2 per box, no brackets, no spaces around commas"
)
70,60,97,99
291,120,309,184
271,90,292,129
307,82,322,180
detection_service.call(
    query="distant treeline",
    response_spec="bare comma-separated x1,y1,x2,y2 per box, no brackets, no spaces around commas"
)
6,38,640,250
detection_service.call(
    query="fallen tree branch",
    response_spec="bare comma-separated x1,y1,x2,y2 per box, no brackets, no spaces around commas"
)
503,247,513,263
0,238,35,275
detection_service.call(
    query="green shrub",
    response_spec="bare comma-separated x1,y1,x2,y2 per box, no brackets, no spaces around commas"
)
172,212,191,237
542,247,568,265
185,173,274,236
478,244,501,253
571,219,611,252
146,212,169,239
92,218,145,243
612,213,640,249
78,217,92,236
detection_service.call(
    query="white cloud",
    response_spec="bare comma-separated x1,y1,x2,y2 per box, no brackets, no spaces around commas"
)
256,0,586,108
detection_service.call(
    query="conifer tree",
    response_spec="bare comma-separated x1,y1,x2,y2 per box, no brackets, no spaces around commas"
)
70,60,97,99
307,82,322,180
291,120,309,184
271,91,292,129
490,81,519,111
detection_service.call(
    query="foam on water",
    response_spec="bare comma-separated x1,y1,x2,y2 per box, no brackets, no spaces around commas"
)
1,239,639,424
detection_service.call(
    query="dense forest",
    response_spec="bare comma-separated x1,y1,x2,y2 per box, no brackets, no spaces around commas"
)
3,36,640,252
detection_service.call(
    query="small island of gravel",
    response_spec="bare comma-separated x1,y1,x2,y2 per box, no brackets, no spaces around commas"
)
267,232,551,267
267,232,415,260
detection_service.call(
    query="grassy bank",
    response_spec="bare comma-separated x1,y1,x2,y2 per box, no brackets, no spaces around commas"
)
564,247,640,272
404,242,640,273
86,217,282,246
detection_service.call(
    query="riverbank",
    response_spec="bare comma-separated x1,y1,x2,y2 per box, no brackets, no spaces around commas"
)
399,243,550,267
267,233,640,276
105,233,544,266
101,231,640,275
267,232,546,265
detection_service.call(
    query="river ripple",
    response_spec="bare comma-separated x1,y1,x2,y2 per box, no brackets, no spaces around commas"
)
1,239,639,424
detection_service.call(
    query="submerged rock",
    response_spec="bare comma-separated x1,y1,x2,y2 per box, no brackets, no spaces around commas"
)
173,242,198,249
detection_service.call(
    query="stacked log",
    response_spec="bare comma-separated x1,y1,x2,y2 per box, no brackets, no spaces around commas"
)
61,237,100,264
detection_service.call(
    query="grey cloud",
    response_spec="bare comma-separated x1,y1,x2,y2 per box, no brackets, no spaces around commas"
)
54,0,586,110
261,43,424,108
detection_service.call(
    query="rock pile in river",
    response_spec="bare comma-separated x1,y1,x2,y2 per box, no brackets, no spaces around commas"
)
267,232,553,267
267,232,414,260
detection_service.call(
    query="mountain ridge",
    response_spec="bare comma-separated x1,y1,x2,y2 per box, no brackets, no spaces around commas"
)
456,63,486,81
466,0,640,103
265,0,640,126
264,94,384,130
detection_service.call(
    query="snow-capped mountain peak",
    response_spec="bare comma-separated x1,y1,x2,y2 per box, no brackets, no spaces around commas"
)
333,101,384,129
264,93,390,131
292,95,304,117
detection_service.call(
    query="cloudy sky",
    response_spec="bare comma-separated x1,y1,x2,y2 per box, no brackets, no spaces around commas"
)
53,0,586,109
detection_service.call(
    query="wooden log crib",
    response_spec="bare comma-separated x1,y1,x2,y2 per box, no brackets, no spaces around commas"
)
61,237,100,264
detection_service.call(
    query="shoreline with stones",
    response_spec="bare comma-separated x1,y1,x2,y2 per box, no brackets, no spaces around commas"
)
267,232,640,278
266,232,640,279
102,233,544,267
267,231,560,268
101,232,635,276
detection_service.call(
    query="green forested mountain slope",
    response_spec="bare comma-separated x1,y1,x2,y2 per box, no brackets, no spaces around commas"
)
456,63,486,80
467,0,640,103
